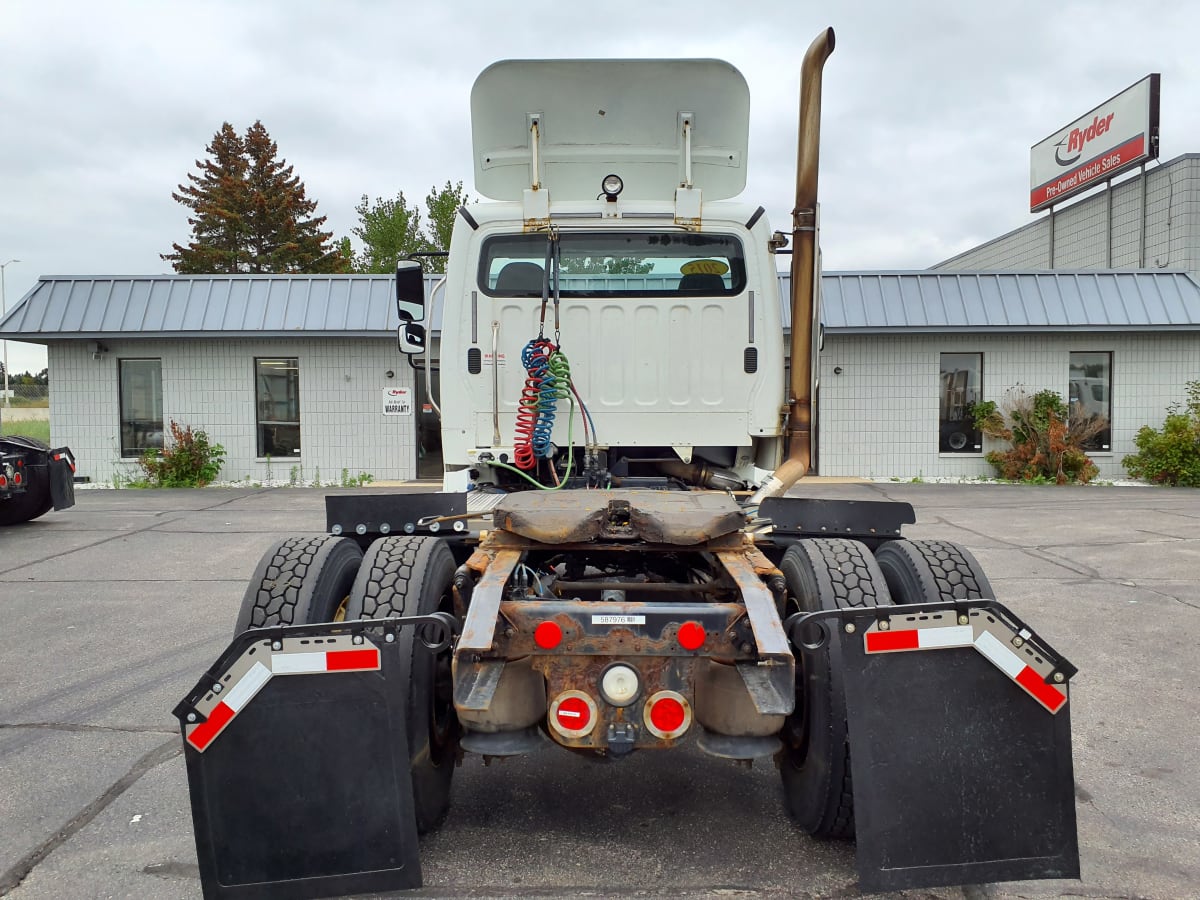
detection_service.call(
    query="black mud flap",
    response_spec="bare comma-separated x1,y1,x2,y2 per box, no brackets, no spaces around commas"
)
173,616,454,900
792,601,1079,893
48,447,76,510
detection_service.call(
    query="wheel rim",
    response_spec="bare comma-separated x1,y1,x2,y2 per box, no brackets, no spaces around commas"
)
332,594,350,622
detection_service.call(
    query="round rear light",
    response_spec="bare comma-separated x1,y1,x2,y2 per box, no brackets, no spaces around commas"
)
643,690,692,739
549,690,597,738
676,620,706,651
0,475,7,488
13,473,22,486
534,621,563,650
599,664,640,706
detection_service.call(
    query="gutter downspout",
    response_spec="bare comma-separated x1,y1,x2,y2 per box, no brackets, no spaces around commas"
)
750,27,835,505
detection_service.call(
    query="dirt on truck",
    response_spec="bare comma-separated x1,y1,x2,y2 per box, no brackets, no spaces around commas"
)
174,29,1080,898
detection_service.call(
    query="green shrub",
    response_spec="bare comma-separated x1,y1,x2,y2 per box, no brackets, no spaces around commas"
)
973,388,1100,484
138,421,226,487
1122,381,1200,486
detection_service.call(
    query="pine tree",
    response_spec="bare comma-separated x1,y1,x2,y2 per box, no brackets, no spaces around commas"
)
164,121,347,274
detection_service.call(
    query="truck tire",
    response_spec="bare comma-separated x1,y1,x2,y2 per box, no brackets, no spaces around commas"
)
234,536,363,633
0,437,54,526
778,538,893,839
874,539,994,604
345,536,459,834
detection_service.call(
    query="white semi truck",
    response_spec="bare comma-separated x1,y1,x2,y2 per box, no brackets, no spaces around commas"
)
175,30,1079,899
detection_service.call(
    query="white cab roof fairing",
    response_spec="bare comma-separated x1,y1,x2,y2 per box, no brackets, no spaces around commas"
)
471,59,750,202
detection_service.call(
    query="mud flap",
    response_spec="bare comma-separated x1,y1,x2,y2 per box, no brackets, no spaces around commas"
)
173,618,453,899
795,601,1079,892
49,447,76,510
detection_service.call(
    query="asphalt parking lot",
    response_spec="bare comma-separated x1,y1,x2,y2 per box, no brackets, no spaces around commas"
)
1,482,1198,899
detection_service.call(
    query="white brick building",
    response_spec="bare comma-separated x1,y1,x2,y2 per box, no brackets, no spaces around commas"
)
0,276,436,485
3,271,1199,483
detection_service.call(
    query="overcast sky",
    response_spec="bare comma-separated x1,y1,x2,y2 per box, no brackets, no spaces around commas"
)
2,0,1196,373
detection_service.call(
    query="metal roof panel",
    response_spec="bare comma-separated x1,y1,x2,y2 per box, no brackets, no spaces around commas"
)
4,271,1200,340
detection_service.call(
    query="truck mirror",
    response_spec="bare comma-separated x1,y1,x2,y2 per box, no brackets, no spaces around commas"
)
396,260,424,322
397,321,426,355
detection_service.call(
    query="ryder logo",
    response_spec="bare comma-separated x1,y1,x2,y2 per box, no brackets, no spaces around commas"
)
1053,113,1115,167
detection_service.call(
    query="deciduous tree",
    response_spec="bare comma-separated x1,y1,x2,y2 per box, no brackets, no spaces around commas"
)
345,181,470,274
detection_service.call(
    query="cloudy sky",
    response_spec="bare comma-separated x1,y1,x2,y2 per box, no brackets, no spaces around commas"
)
1,0,1195,373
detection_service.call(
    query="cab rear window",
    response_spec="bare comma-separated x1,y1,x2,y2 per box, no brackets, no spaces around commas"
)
479,232,746,297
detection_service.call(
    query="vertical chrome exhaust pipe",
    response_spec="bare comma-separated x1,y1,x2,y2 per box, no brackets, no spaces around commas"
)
751,27,835,505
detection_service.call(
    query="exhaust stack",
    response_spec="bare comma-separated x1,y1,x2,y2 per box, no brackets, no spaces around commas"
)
750,27,835,505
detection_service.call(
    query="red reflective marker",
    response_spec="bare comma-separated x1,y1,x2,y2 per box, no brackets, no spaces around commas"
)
677,621,706,651
534,621,563,649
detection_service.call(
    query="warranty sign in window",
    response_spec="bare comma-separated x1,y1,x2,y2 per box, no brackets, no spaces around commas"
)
382,388,412,416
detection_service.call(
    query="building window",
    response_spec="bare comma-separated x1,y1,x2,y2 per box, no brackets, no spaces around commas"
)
256,358,301,457
119,359,163,457
1069,352,1112,452
939,353,983,453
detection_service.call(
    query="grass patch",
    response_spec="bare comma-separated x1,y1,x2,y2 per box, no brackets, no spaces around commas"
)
0,420,51,444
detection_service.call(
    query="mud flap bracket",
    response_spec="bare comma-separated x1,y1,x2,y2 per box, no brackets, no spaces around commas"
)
788,600,1079,892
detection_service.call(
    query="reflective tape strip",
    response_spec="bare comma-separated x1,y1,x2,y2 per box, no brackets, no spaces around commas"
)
865,624,973,653
1016,666,1068,713
862,621,1068,714
918,624,975,648
187,644,381,752
222,661,271,712
973,630,1025,678
326,648,380,671
187,702,235,751
271,652,327,674
975,631,1066,712
272,648,380,674
185,662,271,750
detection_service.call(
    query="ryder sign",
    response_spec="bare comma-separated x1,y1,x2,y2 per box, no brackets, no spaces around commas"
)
1030,75,1159,212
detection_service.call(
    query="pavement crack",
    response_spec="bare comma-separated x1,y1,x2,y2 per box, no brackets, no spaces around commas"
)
0,517,184,578
0,722,176,736
1029,546,1100,579
0,737,181,896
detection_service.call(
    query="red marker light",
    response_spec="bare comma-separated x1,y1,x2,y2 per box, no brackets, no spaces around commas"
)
644,690,692,739
555,696,590,730
0,475,6,488
677,621,705,651
650,696,685,732
534,621,563,649
549,690,598,738
12,473,22,486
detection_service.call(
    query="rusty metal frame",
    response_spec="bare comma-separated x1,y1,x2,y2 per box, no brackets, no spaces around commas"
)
457,548,522,654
